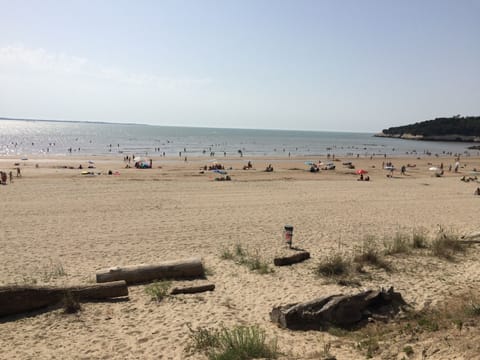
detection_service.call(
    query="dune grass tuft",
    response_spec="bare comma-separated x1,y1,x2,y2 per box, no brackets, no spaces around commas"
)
354,237,392,272
384,232,412,255
316,254,351,277
145,280,172,302
188,325,279,360
221,244,273,274
430,227,465,260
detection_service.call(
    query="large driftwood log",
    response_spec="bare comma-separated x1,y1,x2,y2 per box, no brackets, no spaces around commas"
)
96,258,204,284
274,251,310,266
170,283,215,295
0,281,128,317
270,287,406,330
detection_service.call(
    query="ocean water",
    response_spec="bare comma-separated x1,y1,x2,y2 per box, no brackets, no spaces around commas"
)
0,119,478,158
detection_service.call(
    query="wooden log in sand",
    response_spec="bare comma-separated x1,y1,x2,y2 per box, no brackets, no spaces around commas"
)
273,251,310,266
270,287,406,330
96,258,204,284
460,231,480,244
0,281,128,317
170,283,215,295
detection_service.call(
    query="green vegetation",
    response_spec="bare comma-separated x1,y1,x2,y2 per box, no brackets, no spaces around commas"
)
412,228,428,249
402,345,414,356
144,280,172,302
381,115,480,138
42,260,67,282
316,254,351,277
430,228,465,260
188,325,279,360
354,237,392,272
220,244,273,274
384,232,411,255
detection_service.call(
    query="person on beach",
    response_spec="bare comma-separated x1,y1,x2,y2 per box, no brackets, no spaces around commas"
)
9,171,13,183
1,171,7,185
16,167,21,177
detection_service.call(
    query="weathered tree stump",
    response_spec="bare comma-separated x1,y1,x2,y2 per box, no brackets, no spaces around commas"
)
273,251,310,266
0,281,128,317
96,258,204,284
170,283,215,295
270,287,406,330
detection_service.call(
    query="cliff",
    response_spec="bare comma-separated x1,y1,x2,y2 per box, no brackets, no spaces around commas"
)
376,116,480,142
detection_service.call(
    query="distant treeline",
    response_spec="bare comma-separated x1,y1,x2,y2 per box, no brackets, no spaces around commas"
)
382,116,480,137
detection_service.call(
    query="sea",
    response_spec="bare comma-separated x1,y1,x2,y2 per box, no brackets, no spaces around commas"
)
0,119,478,158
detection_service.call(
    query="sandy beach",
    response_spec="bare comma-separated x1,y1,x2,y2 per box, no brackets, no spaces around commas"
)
1,154,480,359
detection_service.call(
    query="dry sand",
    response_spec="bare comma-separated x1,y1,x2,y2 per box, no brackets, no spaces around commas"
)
1,155,480,359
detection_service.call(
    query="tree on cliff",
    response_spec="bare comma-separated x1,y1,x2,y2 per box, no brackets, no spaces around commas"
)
382,116,480,137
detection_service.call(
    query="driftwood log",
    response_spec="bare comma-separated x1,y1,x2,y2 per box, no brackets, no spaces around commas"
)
0,281,128,317
170,283,215,295
96,258,204,284
460,231,480,244
270,287,406,330
273,251,310,266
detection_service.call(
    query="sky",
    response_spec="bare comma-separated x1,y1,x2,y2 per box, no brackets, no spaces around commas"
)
0,0,479,132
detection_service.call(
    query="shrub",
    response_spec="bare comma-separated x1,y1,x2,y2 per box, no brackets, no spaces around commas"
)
42,260,67,282
430,228,465,260
316,254,350,277
403,345,414,356
145,280,172,302
221,244,273,275
354,237,391,271
385,232,411,255
188,325,279,360
221,249,235,260
412,228,428,249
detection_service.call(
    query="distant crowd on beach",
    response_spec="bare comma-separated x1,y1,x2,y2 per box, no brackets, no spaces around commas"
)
0,167,21,185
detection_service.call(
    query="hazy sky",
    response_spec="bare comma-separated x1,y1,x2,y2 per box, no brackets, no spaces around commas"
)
1,0,479,132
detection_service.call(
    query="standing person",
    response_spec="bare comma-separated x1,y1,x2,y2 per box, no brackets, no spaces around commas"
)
9,171,13,183
16,167,21,177
401,165,406,175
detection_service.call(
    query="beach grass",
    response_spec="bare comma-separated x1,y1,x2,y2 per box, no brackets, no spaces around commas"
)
220,244,273,274
354,236,392,272
430,227,465,260
145,280,172,302
316,253,351,277
188,325,279,360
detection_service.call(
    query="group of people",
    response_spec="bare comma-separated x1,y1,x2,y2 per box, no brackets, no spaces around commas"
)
243,161,253,170
0,168,21,185
357,173,370,181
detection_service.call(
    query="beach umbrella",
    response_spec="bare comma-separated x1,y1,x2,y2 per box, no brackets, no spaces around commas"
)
356,169,368,175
